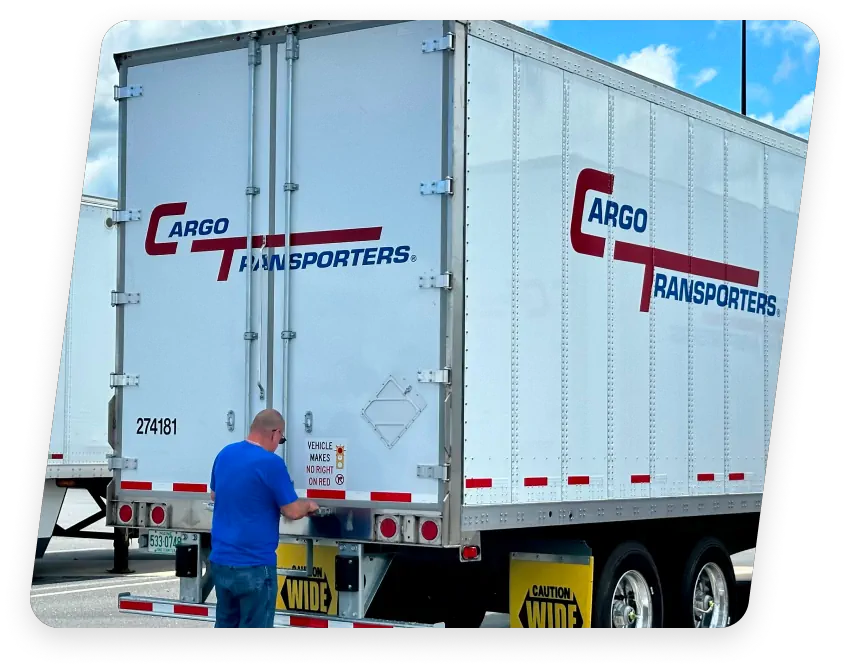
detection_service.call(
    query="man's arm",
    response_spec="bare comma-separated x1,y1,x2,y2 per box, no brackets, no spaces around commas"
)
267,458,318,520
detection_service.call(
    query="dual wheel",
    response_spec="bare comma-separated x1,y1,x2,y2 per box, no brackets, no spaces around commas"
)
592,537,736,628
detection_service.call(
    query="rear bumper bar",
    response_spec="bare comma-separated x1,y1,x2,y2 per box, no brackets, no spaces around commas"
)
117,594,444,628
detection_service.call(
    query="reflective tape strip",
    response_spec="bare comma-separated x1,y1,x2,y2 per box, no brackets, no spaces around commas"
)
567,476,590,485
283,615,394,628
119,599,428,627
697,473,716,482
297,490,432,504
120,481,208,492
119,599,214,619
523,477,548,487
49,453,64,460
630,474,651,484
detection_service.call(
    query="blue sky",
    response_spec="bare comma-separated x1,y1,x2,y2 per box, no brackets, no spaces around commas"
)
516,20,818,136
83,20,819,199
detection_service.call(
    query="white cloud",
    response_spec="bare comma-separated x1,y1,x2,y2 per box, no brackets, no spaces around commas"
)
83,20,297,198
747,82,772,106
691,67,718,89
508,21,551,32
615,44,680,88
708,20,730,40
773,52,797,83
748,20,819,54
751,91,815,137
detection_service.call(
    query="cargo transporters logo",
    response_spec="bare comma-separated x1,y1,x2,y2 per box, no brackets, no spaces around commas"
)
143,202,414,281
572,168,781,318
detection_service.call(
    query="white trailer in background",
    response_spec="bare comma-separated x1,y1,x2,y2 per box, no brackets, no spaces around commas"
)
37,195,120,559
106,20,808,627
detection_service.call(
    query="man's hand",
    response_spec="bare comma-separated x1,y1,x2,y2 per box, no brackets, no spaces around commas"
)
281,498,321,521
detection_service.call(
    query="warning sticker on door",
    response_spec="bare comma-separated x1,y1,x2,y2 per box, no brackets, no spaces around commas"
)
305,439,347,492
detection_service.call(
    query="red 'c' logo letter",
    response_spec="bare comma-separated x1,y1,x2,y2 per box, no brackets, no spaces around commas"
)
570,169,614,258
145,202,187,256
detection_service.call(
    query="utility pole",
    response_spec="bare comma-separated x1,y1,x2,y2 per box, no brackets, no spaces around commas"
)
741,20,747,115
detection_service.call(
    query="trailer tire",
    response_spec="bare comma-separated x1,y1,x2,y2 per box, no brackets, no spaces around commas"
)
676,537,736,628
592,541,663,628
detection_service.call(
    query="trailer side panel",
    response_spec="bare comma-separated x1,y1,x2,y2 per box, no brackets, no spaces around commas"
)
461,25,806,514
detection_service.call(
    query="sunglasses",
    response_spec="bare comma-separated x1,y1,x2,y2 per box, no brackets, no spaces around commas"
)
274,428,286,445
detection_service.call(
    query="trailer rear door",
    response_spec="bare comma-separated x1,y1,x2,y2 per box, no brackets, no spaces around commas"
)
117,44,273,494
115,22,448,507
272,22,447,508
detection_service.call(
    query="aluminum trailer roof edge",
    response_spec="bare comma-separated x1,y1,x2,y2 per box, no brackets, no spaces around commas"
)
112,18,807,154
487,20,809,152
111,20,410,70
81,194,117,208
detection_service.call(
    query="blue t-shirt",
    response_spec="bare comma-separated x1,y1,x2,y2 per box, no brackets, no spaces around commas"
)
209,440,299,567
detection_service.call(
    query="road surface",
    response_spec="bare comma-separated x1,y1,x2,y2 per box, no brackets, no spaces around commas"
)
31,489,754,628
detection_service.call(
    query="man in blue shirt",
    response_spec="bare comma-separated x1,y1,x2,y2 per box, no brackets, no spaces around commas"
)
209,408,318,628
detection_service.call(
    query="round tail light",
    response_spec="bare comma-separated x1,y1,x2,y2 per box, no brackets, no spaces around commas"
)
420,520,439,542
150,505,166,525
379,518,397,539
118,504,133,523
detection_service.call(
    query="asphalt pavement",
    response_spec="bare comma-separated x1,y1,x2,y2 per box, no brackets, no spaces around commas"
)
31,489,753,628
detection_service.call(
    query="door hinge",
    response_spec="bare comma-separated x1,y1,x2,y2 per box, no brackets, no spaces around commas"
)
422,33,455,53
248,32,262,65
285,31,299,61
420,178,453,196
419,272,452,290
418,368,450,384
108,457,138,471
111,291,140,306
417,464,448,481
283,182,299,192
281,330,296,340
113,85,143,100
110,373,139,388
111,209,141,223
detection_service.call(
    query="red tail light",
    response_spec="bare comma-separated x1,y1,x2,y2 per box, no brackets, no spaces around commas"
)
149,505,167,526
461,545,480,561
419,519,441,544
375,514,400,542
117,503,134,524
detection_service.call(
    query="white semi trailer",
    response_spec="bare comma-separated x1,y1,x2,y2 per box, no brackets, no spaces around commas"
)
105,20,807,627
38,195,120,559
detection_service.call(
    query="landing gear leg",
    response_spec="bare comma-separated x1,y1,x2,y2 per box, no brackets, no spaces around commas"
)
108,527,134,575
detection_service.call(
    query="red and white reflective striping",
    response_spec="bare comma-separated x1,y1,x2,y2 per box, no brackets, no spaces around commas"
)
466,473,749,488
119,599,212,618
296,489,435,504
120,481,208,493
118,597,439,628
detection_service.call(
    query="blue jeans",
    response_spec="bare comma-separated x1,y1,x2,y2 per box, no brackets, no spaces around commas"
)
211,563,277,628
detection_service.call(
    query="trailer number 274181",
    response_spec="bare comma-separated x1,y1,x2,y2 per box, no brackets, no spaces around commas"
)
136,418,178,435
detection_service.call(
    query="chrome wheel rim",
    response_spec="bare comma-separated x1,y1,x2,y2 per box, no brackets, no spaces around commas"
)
611,569,653,628
692,562,730,627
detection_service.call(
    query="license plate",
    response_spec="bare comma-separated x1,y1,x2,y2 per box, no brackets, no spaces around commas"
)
147,530,182,555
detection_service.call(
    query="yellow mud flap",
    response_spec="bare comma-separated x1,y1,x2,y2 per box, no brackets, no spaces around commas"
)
276,540,340,617
273,540,441,628
509,549,594,628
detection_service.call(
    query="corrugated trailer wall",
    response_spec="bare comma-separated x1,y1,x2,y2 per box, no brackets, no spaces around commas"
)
461,31,804,508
